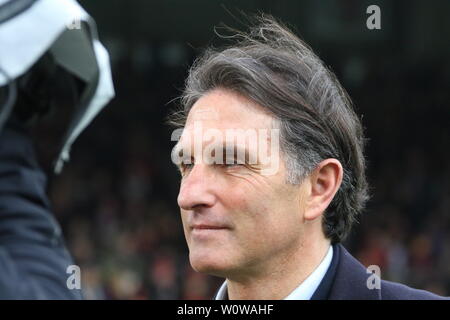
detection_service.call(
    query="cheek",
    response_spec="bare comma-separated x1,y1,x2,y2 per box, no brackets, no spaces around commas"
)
225,189,274,240
224,187,267,225
231,183,301,242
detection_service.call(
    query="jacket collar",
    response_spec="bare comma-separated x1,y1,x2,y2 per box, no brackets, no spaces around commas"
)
212,243,382,300
318,243,381,300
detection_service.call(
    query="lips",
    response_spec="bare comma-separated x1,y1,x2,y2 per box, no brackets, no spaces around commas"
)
190,224,229,240
191,224,228,230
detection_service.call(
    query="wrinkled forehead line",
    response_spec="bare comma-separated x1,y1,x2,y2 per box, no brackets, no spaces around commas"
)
180,109,280,143
185,89,281,130
174,108,280,151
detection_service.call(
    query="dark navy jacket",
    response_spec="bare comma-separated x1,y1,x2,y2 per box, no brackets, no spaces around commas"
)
311,243,448,300
214,243,448,300
0,119,82,299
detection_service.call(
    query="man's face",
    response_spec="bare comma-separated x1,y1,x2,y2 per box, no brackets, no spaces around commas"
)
175,88,308,279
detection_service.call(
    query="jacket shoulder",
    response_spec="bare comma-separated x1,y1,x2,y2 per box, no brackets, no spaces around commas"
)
327,244,449,300
381,280,448,300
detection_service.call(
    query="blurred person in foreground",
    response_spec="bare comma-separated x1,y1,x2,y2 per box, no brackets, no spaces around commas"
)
0,0,113,299
169,15,448,300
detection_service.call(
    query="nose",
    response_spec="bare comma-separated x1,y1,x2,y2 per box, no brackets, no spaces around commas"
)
177,164,217,211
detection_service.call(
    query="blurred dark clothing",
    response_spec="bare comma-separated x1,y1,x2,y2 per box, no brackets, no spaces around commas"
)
0,117,82,299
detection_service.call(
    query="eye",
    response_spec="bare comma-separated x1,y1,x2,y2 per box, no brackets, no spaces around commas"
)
223,162,241,167
221,157,245,168
182,163,194,170
217,163,238,169
179,159,194,174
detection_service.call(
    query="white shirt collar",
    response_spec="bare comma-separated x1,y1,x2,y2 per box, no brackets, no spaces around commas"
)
215,245,333,300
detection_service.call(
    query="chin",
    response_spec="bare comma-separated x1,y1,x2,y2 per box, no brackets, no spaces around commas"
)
189,250,233,277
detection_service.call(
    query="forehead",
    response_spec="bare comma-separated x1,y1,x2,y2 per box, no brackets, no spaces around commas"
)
185,89,275,131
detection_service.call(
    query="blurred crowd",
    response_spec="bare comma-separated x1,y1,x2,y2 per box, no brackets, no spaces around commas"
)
44,47,450,299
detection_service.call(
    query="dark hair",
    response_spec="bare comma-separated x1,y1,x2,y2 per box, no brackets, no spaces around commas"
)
169,15,369,243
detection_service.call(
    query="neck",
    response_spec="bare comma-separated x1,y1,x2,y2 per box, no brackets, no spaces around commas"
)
226,233,330,300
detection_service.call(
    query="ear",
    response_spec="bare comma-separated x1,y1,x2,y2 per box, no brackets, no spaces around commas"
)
304,159,343,221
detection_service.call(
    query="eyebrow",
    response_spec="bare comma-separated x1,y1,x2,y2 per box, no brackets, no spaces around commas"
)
218,145,252,164
174,143,259,167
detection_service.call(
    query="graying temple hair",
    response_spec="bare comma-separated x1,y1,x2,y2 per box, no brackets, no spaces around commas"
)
169,15,369,243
